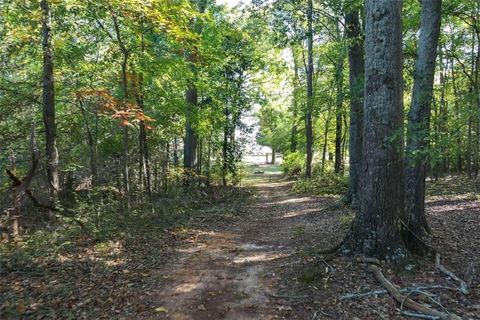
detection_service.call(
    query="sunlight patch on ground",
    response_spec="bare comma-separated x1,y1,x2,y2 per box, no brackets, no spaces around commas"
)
275,197,313,204
239,243,271,251
174,282,201,294
233,251,290,264
176,244,206,253
280,208,320,219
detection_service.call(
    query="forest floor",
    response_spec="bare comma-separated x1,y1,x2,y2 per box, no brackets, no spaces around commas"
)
1,166,480,319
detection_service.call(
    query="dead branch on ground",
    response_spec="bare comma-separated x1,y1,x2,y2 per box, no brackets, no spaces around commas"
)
367,264,462,320
435,253,469,294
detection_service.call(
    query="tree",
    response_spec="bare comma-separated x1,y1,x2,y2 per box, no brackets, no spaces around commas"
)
344,8,364,206
184,0,208,177
405,0,443,254
343,0,406,258
305,0,313,178
40,0,59,205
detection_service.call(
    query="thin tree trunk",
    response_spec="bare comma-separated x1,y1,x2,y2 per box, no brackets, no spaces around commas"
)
334,54,345,174
404,0,442,254
291,47,300,153
321,106,333,174
78,99,98,186
305,0,314,179
40,0,59,205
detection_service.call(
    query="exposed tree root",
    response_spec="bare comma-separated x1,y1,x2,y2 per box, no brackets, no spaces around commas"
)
435,253,469,294
367,264,462,320
340,285,455,301
355,254,380,265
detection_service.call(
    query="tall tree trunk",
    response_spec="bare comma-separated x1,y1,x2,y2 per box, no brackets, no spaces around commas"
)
110,11,131,207
137,26,151,195
40,0,59,205
184,87,198,172
290,47,300,153
450,58,463,171
344,10,364,205
404,0,442,254
334,54,345,174
184,0,207,180
305,0,314,179
344,0,406,258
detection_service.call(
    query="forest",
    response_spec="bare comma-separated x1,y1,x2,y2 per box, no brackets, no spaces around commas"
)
1,0,479,319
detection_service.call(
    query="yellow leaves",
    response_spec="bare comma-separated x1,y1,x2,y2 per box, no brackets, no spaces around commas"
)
155,306,168,313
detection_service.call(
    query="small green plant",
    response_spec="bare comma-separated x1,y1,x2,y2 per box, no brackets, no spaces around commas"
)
339,214,354,226
293,225,305,237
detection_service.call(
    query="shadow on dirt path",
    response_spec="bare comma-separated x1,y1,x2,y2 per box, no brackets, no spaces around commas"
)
145,175,336,320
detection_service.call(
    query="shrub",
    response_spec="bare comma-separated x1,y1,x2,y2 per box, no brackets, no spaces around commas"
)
293,172,348,195
281,151,305,176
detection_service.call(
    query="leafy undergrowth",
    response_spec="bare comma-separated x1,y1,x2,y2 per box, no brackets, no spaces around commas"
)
292,172,348,196
0,185,252,319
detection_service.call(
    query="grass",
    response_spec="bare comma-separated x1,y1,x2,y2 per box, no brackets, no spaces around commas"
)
241,163,284,185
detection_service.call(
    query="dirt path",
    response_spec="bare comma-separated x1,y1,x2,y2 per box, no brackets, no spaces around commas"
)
147,177,336,320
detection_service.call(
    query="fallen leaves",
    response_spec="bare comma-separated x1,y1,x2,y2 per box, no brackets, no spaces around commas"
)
155,306,168,313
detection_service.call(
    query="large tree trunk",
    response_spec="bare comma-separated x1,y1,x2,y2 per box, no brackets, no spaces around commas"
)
344,0,406,259
40,0,59,205
404,0,442,254
344,10,364,206
305,0,314,178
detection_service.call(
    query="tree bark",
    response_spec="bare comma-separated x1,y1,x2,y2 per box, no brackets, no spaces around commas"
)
40,0,59,205
334,52,345,174
404,0,442,254
184,0,207,180
78,99,98,186
290,47,300,153
305,0,314,179
344,10,364,206
344,0,406,259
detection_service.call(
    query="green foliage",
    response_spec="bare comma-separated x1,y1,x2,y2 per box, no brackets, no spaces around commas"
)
293,172,348,196
281,151,305,176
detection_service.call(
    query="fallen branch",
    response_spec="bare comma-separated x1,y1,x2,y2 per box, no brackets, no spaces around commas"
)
367,264,461,320
340,285,455,300
465,261,479,285
6,169,89,234
435,253,469,294
400,311,441,319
